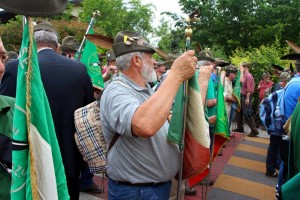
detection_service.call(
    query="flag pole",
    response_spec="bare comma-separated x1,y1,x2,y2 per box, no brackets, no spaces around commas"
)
176,16,194,200
76,10,100,60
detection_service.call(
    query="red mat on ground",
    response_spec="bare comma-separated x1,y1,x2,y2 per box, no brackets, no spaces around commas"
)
188,135,228,187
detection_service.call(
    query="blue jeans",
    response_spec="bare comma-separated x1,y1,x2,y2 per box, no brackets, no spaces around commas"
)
266,135,282,172
108,178,171,200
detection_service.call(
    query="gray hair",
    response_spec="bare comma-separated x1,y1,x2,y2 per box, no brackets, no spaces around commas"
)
197,60,212,67
116,52,144,71
34,30,58,49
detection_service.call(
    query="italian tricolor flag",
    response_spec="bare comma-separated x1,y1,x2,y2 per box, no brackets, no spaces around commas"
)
168,73,210,179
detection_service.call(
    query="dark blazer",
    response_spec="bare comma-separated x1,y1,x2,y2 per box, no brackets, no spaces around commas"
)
0,49,94,177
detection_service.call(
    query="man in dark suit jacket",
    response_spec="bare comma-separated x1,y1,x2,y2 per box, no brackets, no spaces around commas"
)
0,21,94,200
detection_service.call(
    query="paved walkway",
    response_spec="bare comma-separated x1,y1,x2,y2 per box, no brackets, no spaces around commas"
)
80,128,276,200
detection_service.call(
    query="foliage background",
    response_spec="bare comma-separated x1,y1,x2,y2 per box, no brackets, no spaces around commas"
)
1,0,300,106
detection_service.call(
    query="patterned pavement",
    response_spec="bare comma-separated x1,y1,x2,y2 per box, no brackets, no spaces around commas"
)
80,130,277,200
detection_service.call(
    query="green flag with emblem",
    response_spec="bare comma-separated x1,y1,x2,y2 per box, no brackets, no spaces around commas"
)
11,17,69,200
80,27,104,90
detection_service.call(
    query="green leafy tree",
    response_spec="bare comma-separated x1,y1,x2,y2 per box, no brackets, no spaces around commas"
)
230,39,291,108
0,16,23,51
81,0,154,37
177,0,300,55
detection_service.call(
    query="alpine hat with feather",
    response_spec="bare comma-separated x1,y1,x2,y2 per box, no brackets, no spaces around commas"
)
60,36,80,52
112,30,156,58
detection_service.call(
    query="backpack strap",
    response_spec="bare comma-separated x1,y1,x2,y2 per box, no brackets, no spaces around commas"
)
107,134,120,153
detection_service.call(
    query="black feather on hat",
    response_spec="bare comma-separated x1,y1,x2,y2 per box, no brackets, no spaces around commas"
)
280,53,300,65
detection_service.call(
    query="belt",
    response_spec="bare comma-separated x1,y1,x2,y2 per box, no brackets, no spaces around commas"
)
113,179,167,187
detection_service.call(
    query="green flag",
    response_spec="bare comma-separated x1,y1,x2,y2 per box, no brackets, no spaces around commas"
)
282,172,300,200
232,71,241,111
215,77,229,138
167,83,184,145
80,27,104,90
11,17,69,200
282,100,300,199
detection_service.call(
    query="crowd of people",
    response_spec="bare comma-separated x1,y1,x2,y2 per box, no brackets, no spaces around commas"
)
0,18,300,200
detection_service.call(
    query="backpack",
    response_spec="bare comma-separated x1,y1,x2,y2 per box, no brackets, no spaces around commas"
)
260,78,300,135
74,80,133,174
260,89,285,135
74,99,107,174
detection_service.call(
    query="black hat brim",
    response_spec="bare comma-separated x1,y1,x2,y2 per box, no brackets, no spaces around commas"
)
271,64,284,71
197,56,215,62
0,0,68,17
60,46,79,52
215,59,230,67
112,43,156,58
280,53,300,60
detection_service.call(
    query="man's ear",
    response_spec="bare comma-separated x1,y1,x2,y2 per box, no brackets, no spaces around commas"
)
132,54,142,68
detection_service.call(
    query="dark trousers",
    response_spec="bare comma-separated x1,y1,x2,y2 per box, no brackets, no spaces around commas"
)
209,126,215,155
236,95,258,133
67,176,80,200
80,161,94,188
279,139,289,183
266,135,282,172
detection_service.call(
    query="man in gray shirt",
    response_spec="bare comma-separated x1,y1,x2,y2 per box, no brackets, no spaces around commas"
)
100,30,197,199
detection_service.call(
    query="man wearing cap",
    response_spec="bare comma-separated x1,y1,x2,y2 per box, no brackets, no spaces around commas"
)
155,61,167,81
102,49,118,84
197,51,217,147
100,30,196,199
60,36,80,59
223,65,238,129
154,51,182,91
234,62,259,137
265,72,291,97
0,21,94,200
264,72,291,178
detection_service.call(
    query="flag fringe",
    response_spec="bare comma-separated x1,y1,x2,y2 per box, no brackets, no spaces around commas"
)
26,17,38,200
